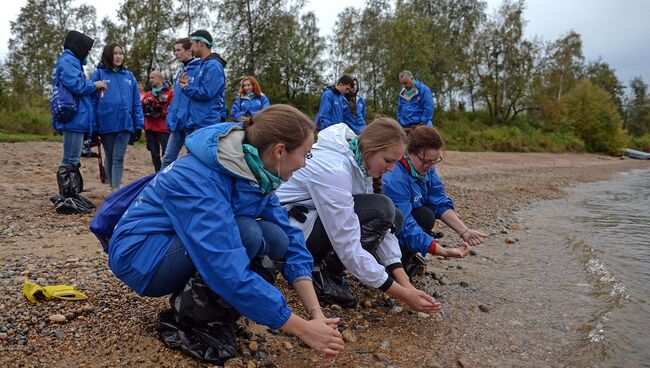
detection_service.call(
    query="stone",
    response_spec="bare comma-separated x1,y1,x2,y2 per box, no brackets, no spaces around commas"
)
281,340,293,350
248,341,258,352
362,299,373,308
0,332,7,340
246,360,256,368
342,329,357,343
379,340,390,350
505,237,516,244
417,312,430,318
457,357,470,367
511,223,523,230
374,352,392,365
49,314,66,323
53,331,65,339
469,250,478,256
479,305,490,313
224,358,244,368
459,281,469,288
390,306,403,315
330,304,343,312
422,357,443,368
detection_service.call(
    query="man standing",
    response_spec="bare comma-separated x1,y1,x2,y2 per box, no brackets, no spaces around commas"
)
315,75,354,131
142,71,173,172
397,70,434,128
161,38,201,169
179,30,227,131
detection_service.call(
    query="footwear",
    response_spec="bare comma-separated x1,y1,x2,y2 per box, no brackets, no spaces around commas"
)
403,253,427,279
312,254,357,308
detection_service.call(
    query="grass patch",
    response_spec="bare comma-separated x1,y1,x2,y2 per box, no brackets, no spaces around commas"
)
0,132,62,143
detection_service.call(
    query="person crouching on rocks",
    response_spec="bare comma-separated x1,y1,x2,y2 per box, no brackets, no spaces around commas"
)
108,105,344,361
276,118,442,314
382,125,487,277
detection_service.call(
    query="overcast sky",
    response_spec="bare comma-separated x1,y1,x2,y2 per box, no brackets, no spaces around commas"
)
1,0,648,91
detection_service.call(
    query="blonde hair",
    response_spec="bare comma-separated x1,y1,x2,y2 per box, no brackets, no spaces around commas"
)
358,116,407,164
242,104,314,153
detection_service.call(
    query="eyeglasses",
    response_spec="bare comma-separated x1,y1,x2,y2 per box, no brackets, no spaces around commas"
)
305,151,313,159
415,153,443,166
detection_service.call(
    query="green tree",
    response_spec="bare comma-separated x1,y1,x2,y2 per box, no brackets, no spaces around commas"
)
625,76,650,136
584,59,624,110
563,79,627,154
6,0,97,105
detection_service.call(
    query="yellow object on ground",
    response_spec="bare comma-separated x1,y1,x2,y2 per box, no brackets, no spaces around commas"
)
22,280,87,303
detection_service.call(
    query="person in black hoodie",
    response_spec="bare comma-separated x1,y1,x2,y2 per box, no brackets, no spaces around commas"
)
178,30,228,130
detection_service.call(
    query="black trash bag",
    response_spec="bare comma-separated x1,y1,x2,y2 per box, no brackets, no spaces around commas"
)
56,164,84,197
312,251,357,308
249,255,281,285
157,274,240,365
50,194,95,214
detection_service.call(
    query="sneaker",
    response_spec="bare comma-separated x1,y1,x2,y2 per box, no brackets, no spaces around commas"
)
403,253,427,279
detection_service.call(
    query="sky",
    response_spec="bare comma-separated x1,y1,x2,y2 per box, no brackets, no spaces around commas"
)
1,0,649,91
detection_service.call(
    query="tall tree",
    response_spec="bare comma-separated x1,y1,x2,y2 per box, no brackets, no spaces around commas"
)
584,59,624,110
6,0,97,104
625,76,650,136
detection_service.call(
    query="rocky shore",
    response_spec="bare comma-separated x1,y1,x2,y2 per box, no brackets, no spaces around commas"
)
1,141,648,367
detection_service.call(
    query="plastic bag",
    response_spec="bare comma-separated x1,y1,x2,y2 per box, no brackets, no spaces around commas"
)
50,194,95,214
157,275,240,365
312,251,357,308
56,164,84,197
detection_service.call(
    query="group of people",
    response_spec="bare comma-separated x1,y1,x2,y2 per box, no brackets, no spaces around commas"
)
53,29,487,362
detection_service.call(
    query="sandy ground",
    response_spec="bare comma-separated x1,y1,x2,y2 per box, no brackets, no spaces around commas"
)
1,141,649,368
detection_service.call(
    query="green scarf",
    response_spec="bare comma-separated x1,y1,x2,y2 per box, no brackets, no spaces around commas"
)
152,86,163,98
348,137,368,176
404,152,427,181
247,92,255,100
405,87,414,97
242,143,283,194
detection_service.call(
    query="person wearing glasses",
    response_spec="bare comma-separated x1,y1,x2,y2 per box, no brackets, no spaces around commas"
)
382,126,487,277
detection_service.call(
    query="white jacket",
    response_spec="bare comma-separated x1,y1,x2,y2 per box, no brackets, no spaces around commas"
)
276,124,402,289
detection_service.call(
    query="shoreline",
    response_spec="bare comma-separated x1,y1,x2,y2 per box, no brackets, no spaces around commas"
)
1,142,649,367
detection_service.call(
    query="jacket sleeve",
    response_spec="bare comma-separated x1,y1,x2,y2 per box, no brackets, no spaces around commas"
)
426,169,454,218
317,91,334,129
259,194,313,284
59,59,96,96
420,85,434,123
261,95,270,109
182,62,225,101
306,166,389,289
131,74,145,130
166,85,179,131
161,172,291,329
231,97,242,119
383,172,434,256
89,70,101,132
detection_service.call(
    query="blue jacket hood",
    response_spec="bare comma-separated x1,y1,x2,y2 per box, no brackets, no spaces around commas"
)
184,123,256,181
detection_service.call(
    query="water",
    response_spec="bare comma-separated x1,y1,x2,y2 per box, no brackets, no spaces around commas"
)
519,169,650,367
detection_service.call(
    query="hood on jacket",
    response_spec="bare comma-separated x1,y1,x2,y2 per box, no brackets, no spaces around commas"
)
315,123,357,154
205,53,227,67
63,30,94,61
323,85,341,95
96,63,128,73
184,123,255,181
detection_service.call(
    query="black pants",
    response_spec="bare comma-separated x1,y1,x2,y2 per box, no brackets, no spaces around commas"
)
146,130,170,172
307,194,403,261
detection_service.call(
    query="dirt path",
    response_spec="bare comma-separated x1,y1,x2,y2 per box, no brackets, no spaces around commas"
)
1,141,648,367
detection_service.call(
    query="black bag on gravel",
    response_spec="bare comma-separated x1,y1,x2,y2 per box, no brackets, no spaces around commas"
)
56,163,84,197
50,194,95,214
157,274,240,365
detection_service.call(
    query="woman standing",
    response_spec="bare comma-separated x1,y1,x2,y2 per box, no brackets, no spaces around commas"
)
231,76,270,120
91,43,144,189
276,119,441,313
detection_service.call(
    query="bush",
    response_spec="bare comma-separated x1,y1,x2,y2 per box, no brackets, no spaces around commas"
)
629,134,650,152
0,107,54,135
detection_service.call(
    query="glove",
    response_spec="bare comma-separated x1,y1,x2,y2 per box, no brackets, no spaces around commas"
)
133,129,142,142
22,280,87,303
287,205,308,223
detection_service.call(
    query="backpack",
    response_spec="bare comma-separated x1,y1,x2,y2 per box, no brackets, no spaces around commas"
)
50,64,78,123
90,173,156,253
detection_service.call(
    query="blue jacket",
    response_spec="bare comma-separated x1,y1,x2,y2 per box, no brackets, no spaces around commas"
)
166,58,201,132
231,94,270,120
90,65,144,134
182,53,227,131
342,95,367,134
108,123,313,329
315,86,350,131
51,50,97,134
397,80,434,127
382,158,454,256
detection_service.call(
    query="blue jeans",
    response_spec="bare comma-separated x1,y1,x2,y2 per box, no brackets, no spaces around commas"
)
161,130,187,170
142,217,289,297
61,132,85,166
100,132,131,188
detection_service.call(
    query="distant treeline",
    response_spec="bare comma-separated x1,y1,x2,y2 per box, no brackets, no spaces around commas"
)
1,0,649,153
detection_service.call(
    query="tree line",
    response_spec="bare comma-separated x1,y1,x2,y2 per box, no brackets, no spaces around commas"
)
1,0,649,153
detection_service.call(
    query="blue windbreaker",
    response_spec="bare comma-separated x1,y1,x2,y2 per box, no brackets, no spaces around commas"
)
51,50,97,134
108,123,313,329
315,86,350,131
231,94,270,120
182,53,227,131
166,58,201,132
342,95,367,134
90,65,144,134
382,158,454,256
397,80,434,127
